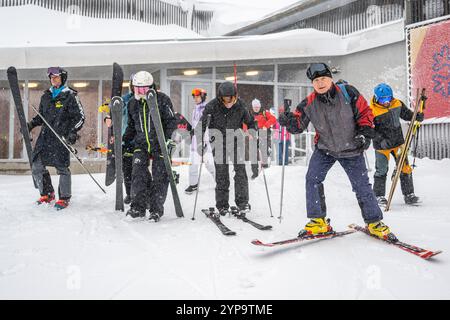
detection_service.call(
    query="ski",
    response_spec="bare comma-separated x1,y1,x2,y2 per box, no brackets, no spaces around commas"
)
230,207,272,230
7,67,37,188
105,63,124,186
252,229,356,247
146,89,184,218
202,208,236,236
111,96,124,211
349,224,442,260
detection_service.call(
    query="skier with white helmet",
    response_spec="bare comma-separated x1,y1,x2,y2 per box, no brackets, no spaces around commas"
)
123,71,178,221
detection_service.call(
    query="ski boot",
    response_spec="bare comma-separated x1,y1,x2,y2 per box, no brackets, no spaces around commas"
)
367,221,397,242
184,184,198,194
149,212,162,222
298,217,333,238
376,196,388,207
404,193,420,205
124,194,131,205
54,199,69,210
36,192,55,205
218,207,230,217
237,203,251,216
126,207,146,218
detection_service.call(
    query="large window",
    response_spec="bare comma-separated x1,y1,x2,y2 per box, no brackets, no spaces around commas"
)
278,63,309,83
0,81,12,159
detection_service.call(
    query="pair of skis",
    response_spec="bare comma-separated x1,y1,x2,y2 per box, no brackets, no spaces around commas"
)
252,223,442,260
202,207,272,236
106,64,183,217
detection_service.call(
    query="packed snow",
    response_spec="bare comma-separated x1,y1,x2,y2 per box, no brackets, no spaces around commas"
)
0,151,449,299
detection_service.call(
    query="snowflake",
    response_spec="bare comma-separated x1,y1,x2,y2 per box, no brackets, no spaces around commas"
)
432,74,450,97
432,45,450,72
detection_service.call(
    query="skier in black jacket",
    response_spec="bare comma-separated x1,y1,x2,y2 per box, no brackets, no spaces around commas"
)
123,71,178,221
198,81,256,216
28,67,85,210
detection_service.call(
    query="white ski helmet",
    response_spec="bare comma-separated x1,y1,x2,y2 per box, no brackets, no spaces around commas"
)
132,71,154,87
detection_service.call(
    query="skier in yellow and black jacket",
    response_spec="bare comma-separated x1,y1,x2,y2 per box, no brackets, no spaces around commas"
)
369,83,424,206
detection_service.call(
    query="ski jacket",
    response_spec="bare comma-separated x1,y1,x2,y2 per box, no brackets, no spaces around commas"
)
123,91,178,156
369,98,414,150
29,87,85,167
286,83,375,158
252,109,277,130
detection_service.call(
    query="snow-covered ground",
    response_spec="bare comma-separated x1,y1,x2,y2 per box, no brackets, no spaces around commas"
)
0,154,449,299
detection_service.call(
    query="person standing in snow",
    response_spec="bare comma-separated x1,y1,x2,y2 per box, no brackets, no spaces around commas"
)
185,88,215,194
28,67,85,210
279,63,396,241
369,83,424,207
274,105,292,166
123,71,178,221
250,98,276,179
198,81,256,216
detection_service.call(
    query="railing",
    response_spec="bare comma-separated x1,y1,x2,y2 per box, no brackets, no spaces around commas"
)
406,0,450,24
272,0,404,36
0,0,214,34
413,122,450,160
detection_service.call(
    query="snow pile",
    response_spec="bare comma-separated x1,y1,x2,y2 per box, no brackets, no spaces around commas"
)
0,5,201,47
0,153,449,299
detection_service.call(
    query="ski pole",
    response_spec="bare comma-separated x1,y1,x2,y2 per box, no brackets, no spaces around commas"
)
278,126,287,223
192,114,212,220
30,105,106,194
256,130,274,218
364,151,372,172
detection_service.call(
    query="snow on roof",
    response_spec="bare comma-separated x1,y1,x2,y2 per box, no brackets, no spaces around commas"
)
0,10,404,70
0,5,201,47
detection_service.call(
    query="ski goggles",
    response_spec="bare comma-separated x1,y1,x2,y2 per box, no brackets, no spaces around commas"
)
134,86,150,96
306,63,332,81
47,67,62,77
377,96,393,104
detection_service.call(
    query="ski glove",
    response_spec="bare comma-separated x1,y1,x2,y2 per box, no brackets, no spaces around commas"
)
66,131,79,145
278,112,301,133
354,134,371,150
415,112,424,122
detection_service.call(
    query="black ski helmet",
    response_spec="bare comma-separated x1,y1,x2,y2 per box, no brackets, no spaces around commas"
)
47,67,68,86
218,81,237,98
306,63,332,81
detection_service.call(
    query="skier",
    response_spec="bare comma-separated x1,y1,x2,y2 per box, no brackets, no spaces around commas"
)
273,105,292,166
27,67,85,210
250,98,276,179
104,75,136,204
123,71,178,221
185,88,215,194
279,63,395,240
369,83,424,206
198,81,256,216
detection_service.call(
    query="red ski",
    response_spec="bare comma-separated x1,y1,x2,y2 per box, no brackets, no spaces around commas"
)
349,224,442,260
251,229,356,247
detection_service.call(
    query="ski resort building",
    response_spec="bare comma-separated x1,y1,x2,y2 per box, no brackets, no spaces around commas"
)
0,0,449,175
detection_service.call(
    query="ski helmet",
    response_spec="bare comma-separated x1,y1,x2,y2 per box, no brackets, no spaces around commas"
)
218,81,237,97
191,88,207,102
374,83,393,104
132,71,154,87
306,63,332,81
47,67,68,86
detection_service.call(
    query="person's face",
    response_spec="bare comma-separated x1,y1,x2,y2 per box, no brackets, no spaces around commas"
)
222,96,235,108
193,95,202,104
50,75,62,88
253,105,261,113
312,76,333,94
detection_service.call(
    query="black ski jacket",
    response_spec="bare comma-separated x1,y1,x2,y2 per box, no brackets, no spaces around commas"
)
29,87,85,167
123,91,178,157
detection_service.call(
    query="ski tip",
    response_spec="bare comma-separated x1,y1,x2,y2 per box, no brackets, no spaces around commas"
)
251,239,265,246
422,250,443,260
7,66,17,75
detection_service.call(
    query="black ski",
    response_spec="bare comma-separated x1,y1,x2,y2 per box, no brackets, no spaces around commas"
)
105,63,124,186
111,96,124,211
146,89,184,218
230,207,272,230
7,67,37,188
202,208,236,236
